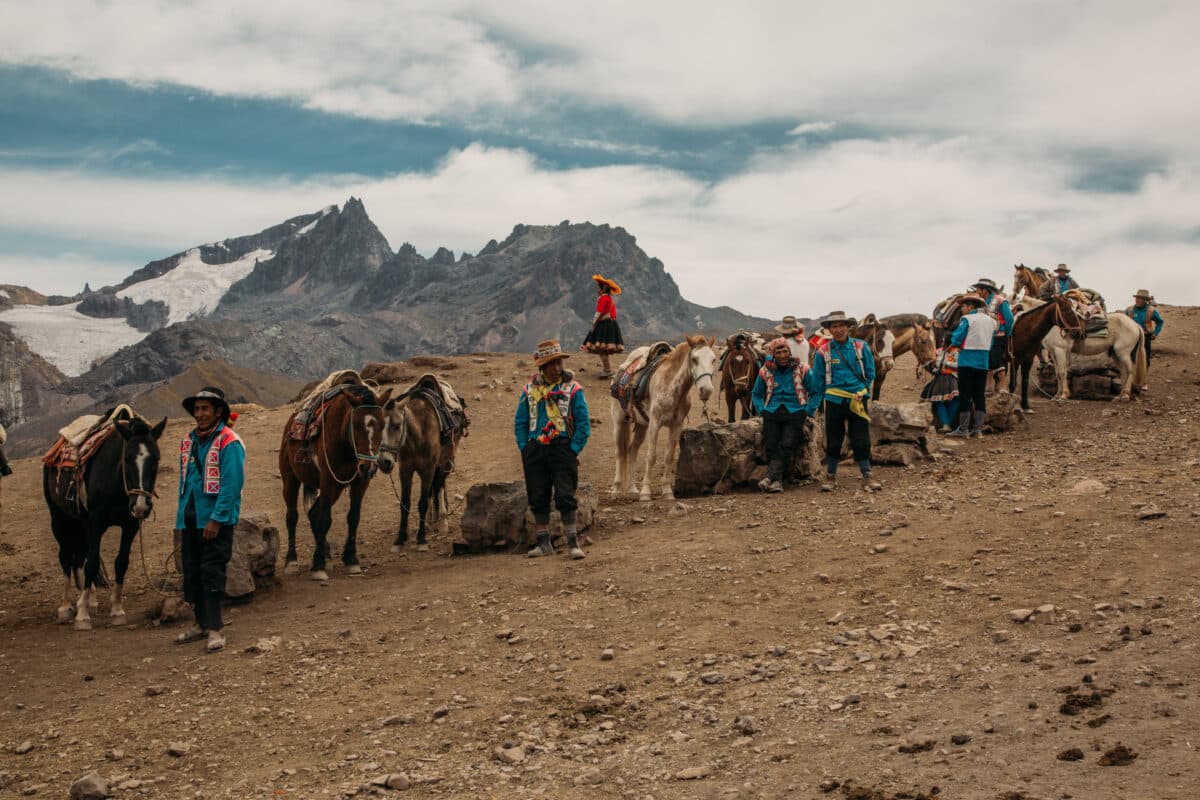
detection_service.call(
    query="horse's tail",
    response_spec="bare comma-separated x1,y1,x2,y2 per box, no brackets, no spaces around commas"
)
1132,328,1148,387
303,485,319,512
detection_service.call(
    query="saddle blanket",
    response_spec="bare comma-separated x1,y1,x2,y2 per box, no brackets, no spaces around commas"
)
290,371,371,442
611,342,672,410
396,373,468,441
43,406,145,470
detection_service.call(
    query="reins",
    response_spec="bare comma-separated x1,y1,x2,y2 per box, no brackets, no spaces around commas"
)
322,400,383,486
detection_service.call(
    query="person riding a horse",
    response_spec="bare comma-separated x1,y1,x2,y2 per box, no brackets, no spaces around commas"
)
809,311,880,493
774,315,810,364
174,386,245,653
516,340,591,560
972,278,1013,373
751,337,821,493
1039,264,1080,300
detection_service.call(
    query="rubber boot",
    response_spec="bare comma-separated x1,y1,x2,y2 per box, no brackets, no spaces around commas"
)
946,412,971,438
527,532,554,558
970,411,987,438
567,532,586,560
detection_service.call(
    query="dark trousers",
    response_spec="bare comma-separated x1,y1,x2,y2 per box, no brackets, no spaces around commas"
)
988,336,1009,371
180,506,233,631
762,410,807,482
0,446,11,476
824,399,871,465
957,366,988,415
522,440,579,526
1144,335,1153,366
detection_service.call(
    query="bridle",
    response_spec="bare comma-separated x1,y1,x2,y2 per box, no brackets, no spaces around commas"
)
323,401,383,486
1052,297,1086,339
121,439,158,513
690,349,714,385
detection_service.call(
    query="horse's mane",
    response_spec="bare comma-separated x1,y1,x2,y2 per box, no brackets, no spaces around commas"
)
879,313,929,330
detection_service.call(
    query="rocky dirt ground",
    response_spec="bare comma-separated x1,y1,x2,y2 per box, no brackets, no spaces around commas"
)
0,309,1198,800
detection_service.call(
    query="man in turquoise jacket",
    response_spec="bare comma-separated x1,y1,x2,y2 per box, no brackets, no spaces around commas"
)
1126,289,1164,373
515,340,591,560
751,337,822,493
809,311,880,493
174,387,245,653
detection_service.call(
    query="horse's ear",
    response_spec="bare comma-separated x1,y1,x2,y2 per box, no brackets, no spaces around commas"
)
152,417,167,440
707,335,715,347
114,420,132,440
375,388,394,406
384,398,396,411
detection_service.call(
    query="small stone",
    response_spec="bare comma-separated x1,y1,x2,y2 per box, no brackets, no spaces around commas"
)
573,768,603,786
600,648,614,661
951,734,972,746
1098,743,1138,766
733,715,757,735
432,705,450,719
1057,747,1084,761
1009,608,1035,623
386,773,412,791
700,672,724,685
144,685,168,697
674,765,713,780
1137,504,1166,520
381,714,412,727
868,544,889,555
819,778,841,793
495,628,514,640
68,772,109,800
166,741,190,757
495,745,526,765
898,735,936,753
14,740,33,755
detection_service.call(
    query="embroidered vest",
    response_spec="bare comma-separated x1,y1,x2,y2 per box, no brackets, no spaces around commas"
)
818,339,867,387
523,378,583,434
179,426,243,497
986,293,1008,333
758,362,809,409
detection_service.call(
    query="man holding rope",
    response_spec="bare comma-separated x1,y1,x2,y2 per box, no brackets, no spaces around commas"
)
174,387,245,653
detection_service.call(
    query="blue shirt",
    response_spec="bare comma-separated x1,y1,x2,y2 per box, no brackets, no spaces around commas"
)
175,422,246,529
984,292,1014,336
950,316,991,370
514,379,591,454
751,361,823,415
809,338,877,404
1126,304,1163,336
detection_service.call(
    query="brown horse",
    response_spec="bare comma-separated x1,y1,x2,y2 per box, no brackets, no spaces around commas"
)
280,384,392,581
377,376,469,552
854,313,939,399
1012,264,1049,299
1008,295,1085,411
719,332,761,422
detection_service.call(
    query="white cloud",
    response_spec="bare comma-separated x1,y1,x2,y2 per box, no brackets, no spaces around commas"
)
788,122,836,136
2,2,1198,157
0,141,1195,319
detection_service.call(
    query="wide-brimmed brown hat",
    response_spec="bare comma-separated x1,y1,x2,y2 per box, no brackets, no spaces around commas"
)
820,310,857,328
182,386,231,421
774,315,804,334
957,295,987,309
1054,264,1071,274
533,339,570,367
972,278,1000,292
1132,289,1153,301
592,274,622,295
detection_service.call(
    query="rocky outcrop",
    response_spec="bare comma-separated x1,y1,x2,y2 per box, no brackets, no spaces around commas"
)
0,322,67,428
674,417,825,496
458,481,598,553
76,292,169,332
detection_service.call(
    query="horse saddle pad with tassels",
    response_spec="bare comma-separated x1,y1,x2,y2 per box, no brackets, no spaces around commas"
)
43,406,148,506
611,341,673,413
398,373,469,443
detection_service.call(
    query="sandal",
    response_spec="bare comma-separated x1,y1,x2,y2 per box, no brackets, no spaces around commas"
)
174,626,205,644
206,632,226,653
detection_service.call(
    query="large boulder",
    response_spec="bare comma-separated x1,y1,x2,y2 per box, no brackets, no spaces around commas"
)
457,481,597,554
69,771,109,800
865,401,936,465
985,390,1024,432
673,416,825,496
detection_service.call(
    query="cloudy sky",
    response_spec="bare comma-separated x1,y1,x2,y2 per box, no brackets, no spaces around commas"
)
1,0,1196,317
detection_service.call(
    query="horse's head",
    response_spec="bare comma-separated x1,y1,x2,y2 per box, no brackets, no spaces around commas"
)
346,386,392,477
1053,295,1087,339
685,334,717,402
114,416,167,519
911,321,939,369
377,393,405,475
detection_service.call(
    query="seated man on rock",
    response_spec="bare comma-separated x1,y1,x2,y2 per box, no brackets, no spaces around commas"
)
751,337,821,493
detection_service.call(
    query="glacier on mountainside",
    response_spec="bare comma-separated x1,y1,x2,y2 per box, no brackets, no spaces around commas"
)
0,302,145,376
118,247,273,325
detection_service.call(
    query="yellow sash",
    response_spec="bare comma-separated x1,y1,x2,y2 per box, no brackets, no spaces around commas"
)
826,387,870,421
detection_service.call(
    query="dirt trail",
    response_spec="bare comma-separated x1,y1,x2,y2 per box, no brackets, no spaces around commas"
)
1,314,1198,800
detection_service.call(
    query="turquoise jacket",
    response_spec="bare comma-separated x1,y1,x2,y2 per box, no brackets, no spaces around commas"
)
175,422,246,529
1126,305,1163,337
514,377,591,454
809,338,876,404
751,361,823,415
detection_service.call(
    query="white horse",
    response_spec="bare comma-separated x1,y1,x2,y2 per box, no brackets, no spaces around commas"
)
610,335,717,502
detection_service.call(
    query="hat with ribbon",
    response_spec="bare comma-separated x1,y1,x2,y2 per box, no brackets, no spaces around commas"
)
533,339,570,367
182,386,231,421
774,315,804,335
819,310,858,328
1054,264,1071,274
1132,289,1153,301
592,274,622,295
972,278,1000,292
957,294,987,309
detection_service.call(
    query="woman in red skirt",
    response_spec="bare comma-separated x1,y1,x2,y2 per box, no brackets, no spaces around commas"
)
581,274,625,378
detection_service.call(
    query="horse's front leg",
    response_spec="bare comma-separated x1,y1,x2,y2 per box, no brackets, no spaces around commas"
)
342,479,367,574
75,517,106,631
282,472,301,575
109,521,139,626
609,411,626,497
392,471,412,552
660,422,683,501
415,472,432,552
638,420,661,502
625,423,648,496
1114,350,1134,401
307,496,334,581
1054,349,1071,401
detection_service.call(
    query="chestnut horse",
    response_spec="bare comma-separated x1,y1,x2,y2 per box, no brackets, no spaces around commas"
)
719,332,761,422
610,335,717,501
1012,264,1050,299
1008,295,1085,411
280,384,392,581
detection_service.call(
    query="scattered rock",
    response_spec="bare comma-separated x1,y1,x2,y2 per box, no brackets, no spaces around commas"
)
573,768,603,786
1098,743,1138,766
1067,479,1107,496
385,774,412,791
495,745,525,765
1056,747,1084,761
13,740,33,755
166,742,190,757
1009,608,1035,623
68,772,109,800
897,735,936,753
733,714,757,736
674,765,713,780
600,648,614,661
950,734,972,746
700,672,724,685
432,705,450,720
1137,504,1166,520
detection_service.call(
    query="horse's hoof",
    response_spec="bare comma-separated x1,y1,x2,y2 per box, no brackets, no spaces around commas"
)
662,491,675,501
110,613,127,627
284,561,300,576
638,494,653,503
346,565,363,575
311,570,329,582
74,617,93,631
390,544,403,554
57,607,74,624
416,544,429,553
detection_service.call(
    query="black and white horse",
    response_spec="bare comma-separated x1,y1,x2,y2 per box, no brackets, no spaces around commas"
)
43,416,167,630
